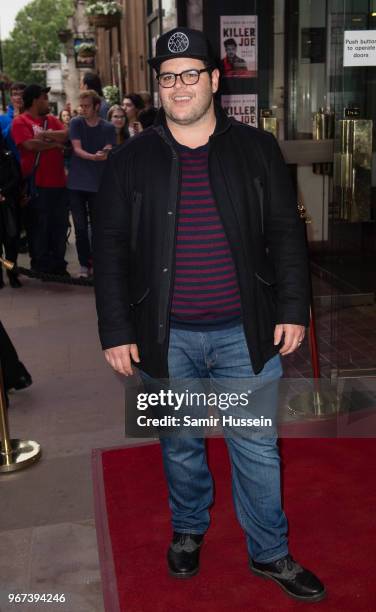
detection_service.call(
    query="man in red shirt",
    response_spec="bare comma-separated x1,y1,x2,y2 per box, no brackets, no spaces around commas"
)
12,85,69,275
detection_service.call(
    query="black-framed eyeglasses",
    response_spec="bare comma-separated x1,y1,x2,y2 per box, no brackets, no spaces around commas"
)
157,67,211,88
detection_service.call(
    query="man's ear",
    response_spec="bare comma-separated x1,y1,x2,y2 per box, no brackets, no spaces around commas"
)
211,68,220,94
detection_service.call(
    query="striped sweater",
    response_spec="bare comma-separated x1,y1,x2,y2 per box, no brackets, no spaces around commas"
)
170,141,242,330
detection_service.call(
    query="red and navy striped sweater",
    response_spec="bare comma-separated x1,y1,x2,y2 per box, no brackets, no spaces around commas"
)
170,141,242,330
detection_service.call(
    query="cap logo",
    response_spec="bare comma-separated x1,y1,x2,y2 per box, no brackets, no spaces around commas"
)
168,32,189,54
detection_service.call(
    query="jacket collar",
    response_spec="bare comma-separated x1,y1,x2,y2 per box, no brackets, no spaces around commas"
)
153,100,232,142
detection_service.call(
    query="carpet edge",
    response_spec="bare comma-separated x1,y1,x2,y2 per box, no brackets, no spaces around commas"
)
92,448,122,612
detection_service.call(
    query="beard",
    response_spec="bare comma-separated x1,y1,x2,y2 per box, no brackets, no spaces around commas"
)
164,92,213,126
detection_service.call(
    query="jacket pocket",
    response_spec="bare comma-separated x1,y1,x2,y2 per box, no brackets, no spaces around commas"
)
130,287,150,307
255,259,276,287
130,192,142,252
255,272,274,287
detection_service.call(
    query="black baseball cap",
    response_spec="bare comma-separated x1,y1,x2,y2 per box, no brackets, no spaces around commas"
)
23,84,51,109
148,27,215,71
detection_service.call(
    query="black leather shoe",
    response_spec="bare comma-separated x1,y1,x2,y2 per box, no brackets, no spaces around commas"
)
11,373,32,390
167,532,204,579
6,362,33,392
250,554,326,602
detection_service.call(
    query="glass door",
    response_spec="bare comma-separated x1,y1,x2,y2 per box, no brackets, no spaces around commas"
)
286,0,376,377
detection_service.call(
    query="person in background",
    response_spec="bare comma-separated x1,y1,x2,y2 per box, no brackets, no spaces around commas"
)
67,89,116,278
137,90,158,129
80,72,110,120
0,131,22,288
0,82,27,160
59,108,72,127
11,85,69,276
138,90,154,110
122,93,144,137
4,82,26,120
107,105,130,145
59,108,73,173
138,106,158,129
0,82,28,255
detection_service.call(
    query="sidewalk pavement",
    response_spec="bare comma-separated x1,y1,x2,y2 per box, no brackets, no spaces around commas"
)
0,238,132,612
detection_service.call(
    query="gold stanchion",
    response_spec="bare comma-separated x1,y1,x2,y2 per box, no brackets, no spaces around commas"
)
1,257,42,470
287,202,347,419
0,366,41,474
0,256,15,272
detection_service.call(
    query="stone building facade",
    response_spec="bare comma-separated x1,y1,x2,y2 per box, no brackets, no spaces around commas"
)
60,0,148,109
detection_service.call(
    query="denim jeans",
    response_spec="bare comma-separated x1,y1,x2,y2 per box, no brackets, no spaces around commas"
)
157,323,288,563
69,190,97,267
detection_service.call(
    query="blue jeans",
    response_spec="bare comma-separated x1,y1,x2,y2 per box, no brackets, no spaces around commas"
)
158,323,288,563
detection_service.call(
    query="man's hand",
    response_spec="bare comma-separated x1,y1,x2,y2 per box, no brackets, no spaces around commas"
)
104,344,140,376
100,145,112,160
37,128,68,143
274,324,305,355
36,130,53,142
132,121,143,134
22,139,64,152
94,150,107,161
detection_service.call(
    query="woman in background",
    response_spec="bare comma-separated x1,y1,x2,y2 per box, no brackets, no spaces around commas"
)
122,93,144,137
59,108,73,173
107,105,130,145
59,108,72,127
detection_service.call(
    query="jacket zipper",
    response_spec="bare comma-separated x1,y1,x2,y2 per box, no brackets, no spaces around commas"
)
164,156,181,352
154,127,181,347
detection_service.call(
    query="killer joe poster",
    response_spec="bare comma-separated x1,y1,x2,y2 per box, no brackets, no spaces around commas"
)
220,15,258,78
221,94,258,127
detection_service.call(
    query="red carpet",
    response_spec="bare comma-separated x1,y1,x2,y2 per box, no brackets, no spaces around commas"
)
92,438,376,611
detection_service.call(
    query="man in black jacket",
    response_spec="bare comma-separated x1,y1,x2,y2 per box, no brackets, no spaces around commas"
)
93,28,325,602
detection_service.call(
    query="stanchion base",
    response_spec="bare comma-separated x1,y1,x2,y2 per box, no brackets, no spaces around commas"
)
288,390,350,419
0,439,42,473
